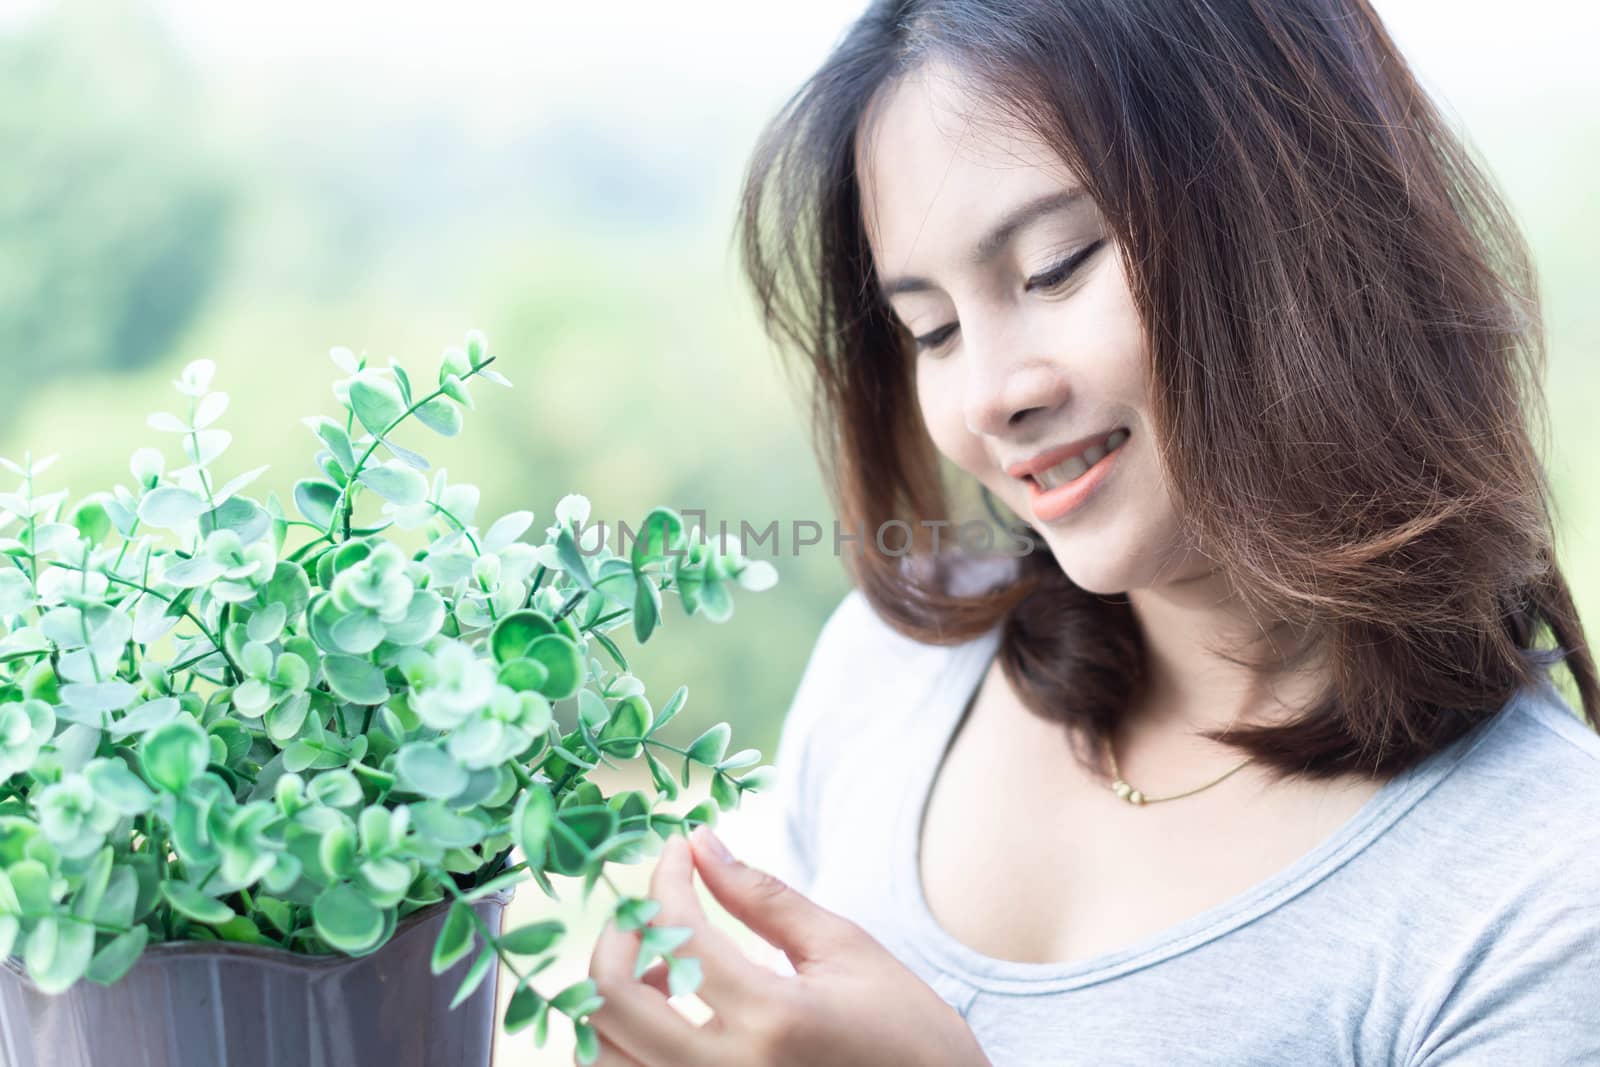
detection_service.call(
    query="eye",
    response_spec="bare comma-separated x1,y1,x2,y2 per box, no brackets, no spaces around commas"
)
912,322,958,353
1025,238,1107,293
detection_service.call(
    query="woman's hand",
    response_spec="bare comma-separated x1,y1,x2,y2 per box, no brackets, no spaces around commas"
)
582,825,992,1067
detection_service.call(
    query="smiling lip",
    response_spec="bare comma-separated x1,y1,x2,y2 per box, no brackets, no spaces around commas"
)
1025,432,1127,522
1004,428,1124,481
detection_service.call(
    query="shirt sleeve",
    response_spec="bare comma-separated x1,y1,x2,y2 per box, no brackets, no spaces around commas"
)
1404,873,1600,1065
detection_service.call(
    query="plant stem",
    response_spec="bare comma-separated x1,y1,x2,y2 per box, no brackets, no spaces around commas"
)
51,563,243,680
329,359,498,543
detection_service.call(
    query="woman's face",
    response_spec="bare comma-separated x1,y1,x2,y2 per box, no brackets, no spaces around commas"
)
855,61,1208,596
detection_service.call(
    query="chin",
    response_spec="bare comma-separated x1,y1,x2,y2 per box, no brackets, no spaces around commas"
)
1034,536,1137,596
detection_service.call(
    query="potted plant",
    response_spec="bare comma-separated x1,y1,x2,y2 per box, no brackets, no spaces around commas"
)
0,332,779,1066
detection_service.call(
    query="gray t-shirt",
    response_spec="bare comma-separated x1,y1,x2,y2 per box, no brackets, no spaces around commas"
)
767,587,1600,1065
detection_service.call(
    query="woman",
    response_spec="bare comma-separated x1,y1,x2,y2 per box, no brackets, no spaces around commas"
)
582,1,1600,1063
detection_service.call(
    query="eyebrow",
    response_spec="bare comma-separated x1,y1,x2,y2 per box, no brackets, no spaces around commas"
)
877,187,1090,299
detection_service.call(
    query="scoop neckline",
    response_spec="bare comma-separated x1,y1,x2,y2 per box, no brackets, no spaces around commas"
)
888,627,1519,995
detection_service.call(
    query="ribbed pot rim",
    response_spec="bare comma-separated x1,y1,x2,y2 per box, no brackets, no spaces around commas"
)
0,887,515,979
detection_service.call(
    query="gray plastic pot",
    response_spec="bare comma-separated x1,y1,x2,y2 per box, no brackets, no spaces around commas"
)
0,889,512,1067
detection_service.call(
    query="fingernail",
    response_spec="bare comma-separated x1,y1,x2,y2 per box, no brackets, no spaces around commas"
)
694,826,734,865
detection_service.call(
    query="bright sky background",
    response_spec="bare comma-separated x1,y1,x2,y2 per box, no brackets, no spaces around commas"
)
3,0,1593,127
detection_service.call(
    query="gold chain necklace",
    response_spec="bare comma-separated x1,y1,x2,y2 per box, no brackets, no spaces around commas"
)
1103,731,1255,806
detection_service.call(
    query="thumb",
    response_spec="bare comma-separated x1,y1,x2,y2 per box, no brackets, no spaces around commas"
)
687,825,858,965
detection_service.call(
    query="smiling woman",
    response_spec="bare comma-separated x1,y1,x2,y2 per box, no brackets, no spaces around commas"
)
576,2,1600,1065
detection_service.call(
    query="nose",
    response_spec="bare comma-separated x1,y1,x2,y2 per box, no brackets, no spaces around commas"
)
960,313,1071,438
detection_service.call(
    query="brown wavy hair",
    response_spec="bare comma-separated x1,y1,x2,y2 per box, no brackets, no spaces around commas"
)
736,0,1596,779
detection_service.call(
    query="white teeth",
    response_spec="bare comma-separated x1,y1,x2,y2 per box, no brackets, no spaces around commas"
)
1036,454,1089,490
1033,429,1128,490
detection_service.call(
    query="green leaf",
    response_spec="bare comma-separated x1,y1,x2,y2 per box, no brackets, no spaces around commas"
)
161,881,236,926
496,657,549,693
30,920,94,994
138,487,210,528
322,654,389,705
409,802,488,849
414,396,462,436
699,577,734,623
635,925,693,974
72,499,112,547
72,847,114,919
318,823,356,881
525,634,582,701
632,572,662,643
598,695,650,758
549,806,618,876
592,558,638,607
649,685,687,736
499,920,564,957
139,714,211,792
551,977,601,1015
590,629,629,672
630,507,685,570
395,743,469,800
85,925,148,985
667,954,703,998
489,610,558,664
714,748,762,772
294,479,343,529
682,800,718,830
555,528,595,592
348,372,406,437
730,759,776,792
504,984,544,1035
312,883,385,954
644,750,680,802
215,915,273,945
685,723,731,766
431,901,476,975
311,418,357,471
391,362,413,407
450,945,497,1009
574,1022,599,1065
736,559,779,592
710,770,740,812
356,463,428,506
613,896,662,933
512,786,554,868
84,759,156,815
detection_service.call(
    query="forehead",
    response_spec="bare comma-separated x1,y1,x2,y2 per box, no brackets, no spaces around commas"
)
855,61,1082,265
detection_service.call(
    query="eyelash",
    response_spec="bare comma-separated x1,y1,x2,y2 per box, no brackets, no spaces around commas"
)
910,238,1107,353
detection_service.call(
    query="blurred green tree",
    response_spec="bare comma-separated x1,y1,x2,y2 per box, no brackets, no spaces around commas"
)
0,0,236,410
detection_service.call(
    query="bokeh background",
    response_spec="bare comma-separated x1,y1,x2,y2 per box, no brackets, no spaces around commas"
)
1,0,1594,1062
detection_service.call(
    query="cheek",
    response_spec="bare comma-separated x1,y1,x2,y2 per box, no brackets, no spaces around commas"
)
914,361,989,476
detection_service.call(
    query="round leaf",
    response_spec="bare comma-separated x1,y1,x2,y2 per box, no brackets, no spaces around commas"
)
137,487,209,529
161,881,235,926
356,463,428,506
139,715,210,792
414,396,462,437
489,610,558,665
322,655,389,705
312,883,385,955
395,743,469,800
525,634,582,701
348,372,405,438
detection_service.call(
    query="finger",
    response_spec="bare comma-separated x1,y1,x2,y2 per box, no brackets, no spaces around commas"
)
636,958,671,998
646,833,776,1008
584,1031,647,1067
688,825,861,967
587,915,703,1067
